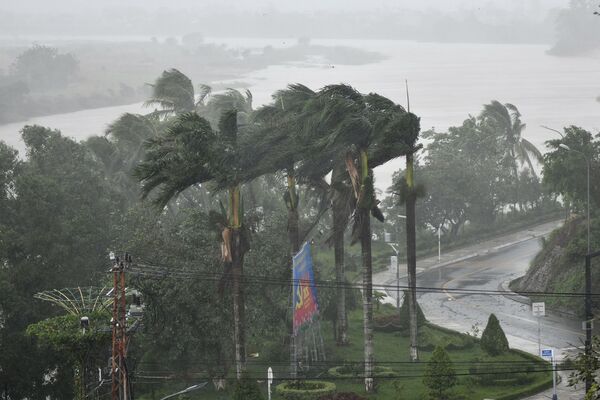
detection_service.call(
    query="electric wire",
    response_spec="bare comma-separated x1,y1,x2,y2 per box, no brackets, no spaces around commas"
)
126,262,600,299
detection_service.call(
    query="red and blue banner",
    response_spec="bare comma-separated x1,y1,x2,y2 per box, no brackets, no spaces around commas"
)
292,242,319,334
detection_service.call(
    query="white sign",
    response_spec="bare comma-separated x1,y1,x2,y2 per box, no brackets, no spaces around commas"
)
390,256,398,272
532,302,546,317
582,320,594,330
384,232,392,242
541,348,553,358
267,367,273,400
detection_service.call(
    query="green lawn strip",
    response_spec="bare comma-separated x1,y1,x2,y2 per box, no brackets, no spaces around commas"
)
154,307,551,400
303,307,550,399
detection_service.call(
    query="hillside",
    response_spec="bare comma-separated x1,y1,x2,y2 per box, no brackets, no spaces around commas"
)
511,215,600,316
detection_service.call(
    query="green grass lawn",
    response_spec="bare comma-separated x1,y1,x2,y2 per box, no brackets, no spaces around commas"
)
138,305,552,400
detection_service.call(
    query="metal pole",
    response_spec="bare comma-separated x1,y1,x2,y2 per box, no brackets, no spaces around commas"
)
537,317,541,357
438,224,442,262
587,160,590,255
396,248,400,309
552,357,557,400
586,253,592,394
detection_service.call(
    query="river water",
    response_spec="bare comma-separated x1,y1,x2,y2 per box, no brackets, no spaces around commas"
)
1,39,598,189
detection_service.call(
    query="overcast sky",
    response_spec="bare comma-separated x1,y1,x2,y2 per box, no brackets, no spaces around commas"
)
4,0,568,13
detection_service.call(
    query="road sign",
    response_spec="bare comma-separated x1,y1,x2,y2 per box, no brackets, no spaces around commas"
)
532,302,546,317
541,349,553,358
390,256,398,272
267,367,273,400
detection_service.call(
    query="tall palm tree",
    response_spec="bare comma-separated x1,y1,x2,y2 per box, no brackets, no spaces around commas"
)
481,101,543,210
135,110,250,380
308,84,419,392
481,101,542,174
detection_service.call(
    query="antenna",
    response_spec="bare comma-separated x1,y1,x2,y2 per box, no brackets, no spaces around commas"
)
405,79,411,113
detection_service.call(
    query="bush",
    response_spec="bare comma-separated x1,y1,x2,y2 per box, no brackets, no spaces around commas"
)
423,346,457,400
276,381,336,400
373,290,426,332
480,314,509,356
414,325,474,351
232,373,264,400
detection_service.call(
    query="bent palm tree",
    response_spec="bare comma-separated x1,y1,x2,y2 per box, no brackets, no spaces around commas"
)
481,101,542,174
308,84,419,391
145,68,196,116
135,110,249,380
481,101,542,210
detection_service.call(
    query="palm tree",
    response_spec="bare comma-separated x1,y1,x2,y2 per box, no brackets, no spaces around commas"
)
135,110,249,380
145,68,196,116
480,101,543,210
388,111,423,362
308,84,419,392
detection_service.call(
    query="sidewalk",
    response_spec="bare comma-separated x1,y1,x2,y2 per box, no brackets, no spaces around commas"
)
372,218,587,399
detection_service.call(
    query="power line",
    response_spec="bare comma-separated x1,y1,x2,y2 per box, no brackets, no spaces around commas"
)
128,262,600,299
129,367,574,381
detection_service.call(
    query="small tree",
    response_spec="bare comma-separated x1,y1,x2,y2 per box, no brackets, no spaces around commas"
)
423,345,457,400
232,373,264,400
480,313,509,356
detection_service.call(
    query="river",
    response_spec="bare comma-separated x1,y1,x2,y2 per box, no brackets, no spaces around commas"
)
1,38,598,189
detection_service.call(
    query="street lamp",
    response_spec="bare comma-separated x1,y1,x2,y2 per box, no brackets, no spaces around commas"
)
386,215,406,309
559,143,592,393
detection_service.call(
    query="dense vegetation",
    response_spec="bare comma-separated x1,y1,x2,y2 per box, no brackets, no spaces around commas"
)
512,126,600,314
0,66,560,399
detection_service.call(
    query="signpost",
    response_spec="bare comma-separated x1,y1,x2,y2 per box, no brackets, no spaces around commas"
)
541,349,557,400
267,367,273,400
532,302,545,357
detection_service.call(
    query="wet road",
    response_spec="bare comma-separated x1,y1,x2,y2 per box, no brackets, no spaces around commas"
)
394,238,585,359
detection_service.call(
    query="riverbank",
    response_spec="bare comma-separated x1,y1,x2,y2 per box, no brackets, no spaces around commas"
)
0,38,384,125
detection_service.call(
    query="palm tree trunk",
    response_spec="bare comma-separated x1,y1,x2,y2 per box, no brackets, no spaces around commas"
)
360,205,375,392
285,170,301,379
333,203,348,346
74,358,85,400
358,150,375,392
230,186,246,380
232,228,245,380
405,152,419,362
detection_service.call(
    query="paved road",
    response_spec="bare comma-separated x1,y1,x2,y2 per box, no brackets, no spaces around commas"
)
373,219,587,399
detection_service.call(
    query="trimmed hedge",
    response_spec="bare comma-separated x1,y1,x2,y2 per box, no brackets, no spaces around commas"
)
481,314,509,356
276,381,336,400
328,365,399,379
317,393,366,400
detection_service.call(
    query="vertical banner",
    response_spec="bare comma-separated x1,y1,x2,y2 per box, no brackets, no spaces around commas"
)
293,242,319,334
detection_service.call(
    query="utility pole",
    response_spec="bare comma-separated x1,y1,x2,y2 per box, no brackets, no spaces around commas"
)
585,250,600,394
110,252,132,400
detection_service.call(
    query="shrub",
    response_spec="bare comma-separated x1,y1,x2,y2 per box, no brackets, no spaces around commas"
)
317,393,366,400
469,357,535,386
328,365,398,378
373,290,426,332
232,373,264,400
423,345,457,400
480,314,509,356
276,381,336,400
